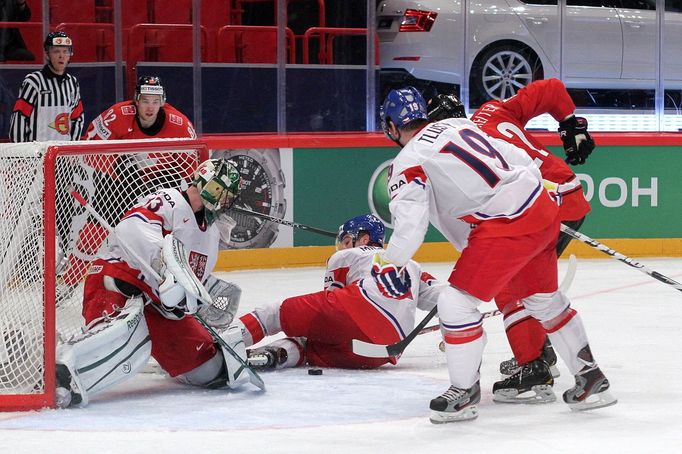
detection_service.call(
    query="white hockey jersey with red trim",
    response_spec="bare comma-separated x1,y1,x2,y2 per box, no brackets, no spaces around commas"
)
385,118,544,267
324,245,443,339
101,188,220,298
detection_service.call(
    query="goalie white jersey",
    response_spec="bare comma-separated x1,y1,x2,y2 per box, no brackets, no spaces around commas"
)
101,188,220,297
324,245,443,339
385,117,546,267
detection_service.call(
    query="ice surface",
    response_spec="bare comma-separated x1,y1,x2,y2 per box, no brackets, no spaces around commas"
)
2,258,681,453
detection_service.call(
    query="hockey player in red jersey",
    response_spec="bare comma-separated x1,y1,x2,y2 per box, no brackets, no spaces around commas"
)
55,158,247,408
85,75,196,141
60,76,197,290
379,87,615,423
426,78,595,404
234,214,443,370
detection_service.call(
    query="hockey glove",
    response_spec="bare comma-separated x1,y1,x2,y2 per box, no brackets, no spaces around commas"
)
371,253,412,300
158,269,199,319
558,115,595,166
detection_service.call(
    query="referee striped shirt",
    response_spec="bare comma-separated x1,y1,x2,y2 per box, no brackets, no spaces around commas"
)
9,65,84,142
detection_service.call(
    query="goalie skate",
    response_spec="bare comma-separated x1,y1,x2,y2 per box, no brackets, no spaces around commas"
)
55,360,85,409
563,365,617,411
247,346,288,370
499,338,560,379
493,359,556,404
429,382,480,424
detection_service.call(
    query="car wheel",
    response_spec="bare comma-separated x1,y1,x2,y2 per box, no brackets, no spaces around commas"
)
470,44,543,104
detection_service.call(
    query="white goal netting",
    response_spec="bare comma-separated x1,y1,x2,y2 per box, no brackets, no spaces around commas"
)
0,140,206,408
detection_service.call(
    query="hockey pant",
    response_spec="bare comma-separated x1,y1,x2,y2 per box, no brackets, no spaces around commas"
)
238,286,400,369
492,216,586,366
441,215,561,382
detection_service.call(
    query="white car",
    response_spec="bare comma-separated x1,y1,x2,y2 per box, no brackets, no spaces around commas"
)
377,0,682,105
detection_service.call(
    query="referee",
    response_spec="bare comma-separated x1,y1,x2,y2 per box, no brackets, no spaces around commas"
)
9,31,84,142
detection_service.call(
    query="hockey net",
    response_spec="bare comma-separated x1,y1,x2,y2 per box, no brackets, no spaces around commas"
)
0,139,208,411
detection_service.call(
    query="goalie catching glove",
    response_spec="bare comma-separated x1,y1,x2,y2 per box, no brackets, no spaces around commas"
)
371,253,412,299
558,115,595,166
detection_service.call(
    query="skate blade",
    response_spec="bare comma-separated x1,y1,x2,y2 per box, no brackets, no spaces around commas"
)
568,390,618,411
493,385,556,404
429,405,479,424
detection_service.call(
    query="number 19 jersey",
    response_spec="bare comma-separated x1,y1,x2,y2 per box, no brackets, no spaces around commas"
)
385,118,557,267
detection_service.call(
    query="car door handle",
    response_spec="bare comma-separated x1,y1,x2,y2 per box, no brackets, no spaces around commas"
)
524,16,548,26
624,20,643,29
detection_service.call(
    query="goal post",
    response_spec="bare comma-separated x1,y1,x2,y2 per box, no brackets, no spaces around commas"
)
0,139,208,411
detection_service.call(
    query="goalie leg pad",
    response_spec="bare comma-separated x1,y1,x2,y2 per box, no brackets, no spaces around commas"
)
219,325,250,389
194,325,250,390
56,297,151,407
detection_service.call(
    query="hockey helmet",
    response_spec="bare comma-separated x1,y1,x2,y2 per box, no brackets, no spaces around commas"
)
380,86,428,143
336,214,385,250
427,93,466,121
135,76,166,103
193,158,242,224
43,31,73,53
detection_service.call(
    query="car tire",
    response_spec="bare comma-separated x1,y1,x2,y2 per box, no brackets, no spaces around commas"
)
470,43,543,105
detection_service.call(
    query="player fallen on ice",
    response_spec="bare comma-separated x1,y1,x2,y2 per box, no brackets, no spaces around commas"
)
232,214,444,371
379,87,616,423
55,158,248,408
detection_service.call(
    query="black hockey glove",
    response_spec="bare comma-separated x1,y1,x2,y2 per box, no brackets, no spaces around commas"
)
558,115,595,166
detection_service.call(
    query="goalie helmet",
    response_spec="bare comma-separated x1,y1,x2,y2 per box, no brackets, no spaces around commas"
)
193,158,241,225
427,93,466,121
135,76,166,103
337,214,385,249
43,31,73,53
380,86,428,143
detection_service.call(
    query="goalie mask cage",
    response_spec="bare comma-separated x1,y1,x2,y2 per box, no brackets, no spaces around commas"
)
0,139,208,411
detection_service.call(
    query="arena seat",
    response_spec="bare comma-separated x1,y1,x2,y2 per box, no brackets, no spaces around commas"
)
302,27,379,65
49,0,96,24
55,23,115,62
126,24,209,95
217,25,295,64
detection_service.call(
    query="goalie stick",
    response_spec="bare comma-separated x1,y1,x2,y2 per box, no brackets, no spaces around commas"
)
230,205,338,238
69,190,266,391
352,254,579,358
560,224,682,293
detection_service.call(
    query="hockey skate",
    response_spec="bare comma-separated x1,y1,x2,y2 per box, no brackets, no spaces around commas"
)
429,382,480,424
247,346,288,370
493,358,556,404
499,337,560,378
55,361,85,409
563,365,617,411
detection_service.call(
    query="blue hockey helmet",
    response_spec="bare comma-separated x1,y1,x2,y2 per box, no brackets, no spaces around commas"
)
336,214,385,249
380,86,428,142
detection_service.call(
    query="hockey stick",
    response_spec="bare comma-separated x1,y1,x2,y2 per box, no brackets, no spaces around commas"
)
352,306,437,358
230,205,338,238
69,190,266,391
560,224,682,293
353,254,579,357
